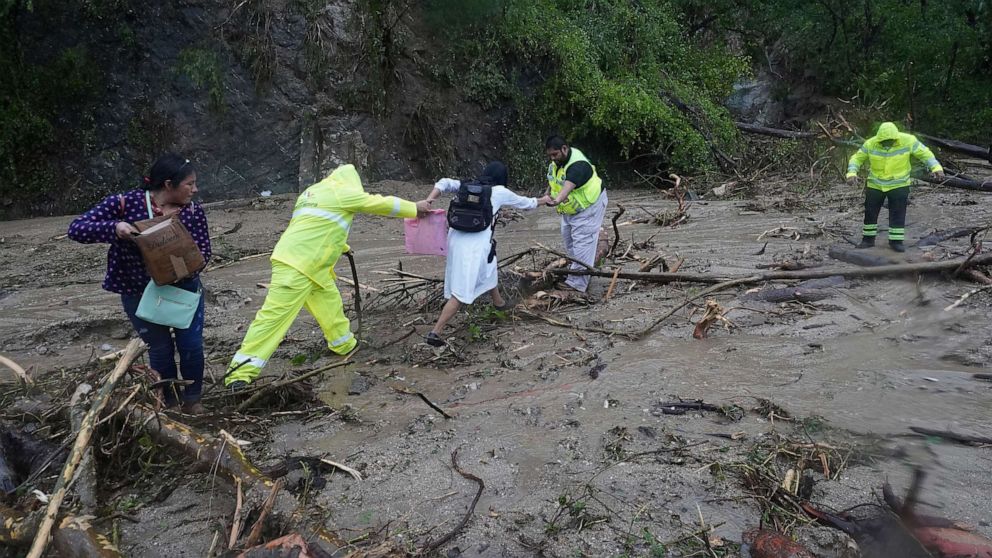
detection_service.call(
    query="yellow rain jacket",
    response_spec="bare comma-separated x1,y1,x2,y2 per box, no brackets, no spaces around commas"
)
847,122,942,192
272,164,417,287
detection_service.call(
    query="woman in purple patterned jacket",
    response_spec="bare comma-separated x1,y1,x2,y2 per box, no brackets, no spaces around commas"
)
68,153,212,414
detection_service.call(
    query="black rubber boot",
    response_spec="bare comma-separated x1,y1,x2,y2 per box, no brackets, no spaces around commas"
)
889,240,906,253
228,380,249,393
856,236,876,249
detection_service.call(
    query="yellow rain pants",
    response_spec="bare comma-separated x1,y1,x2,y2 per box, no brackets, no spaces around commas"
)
225,261,356,384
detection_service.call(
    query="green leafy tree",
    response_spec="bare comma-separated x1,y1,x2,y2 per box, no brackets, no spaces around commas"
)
425,0,750,176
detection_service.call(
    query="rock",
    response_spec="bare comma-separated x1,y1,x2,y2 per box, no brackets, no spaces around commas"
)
348,375,370,396
36,345,48,355
712,183,734,197
100,343,114,352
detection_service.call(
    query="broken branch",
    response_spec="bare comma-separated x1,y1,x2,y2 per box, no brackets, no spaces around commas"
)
26,338,145,558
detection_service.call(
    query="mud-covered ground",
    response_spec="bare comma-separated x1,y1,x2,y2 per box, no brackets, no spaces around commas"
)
1,178,991,557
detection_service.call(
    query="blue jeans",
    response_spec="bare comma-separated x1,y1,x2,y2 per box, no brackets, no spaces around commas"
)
121,277,205,405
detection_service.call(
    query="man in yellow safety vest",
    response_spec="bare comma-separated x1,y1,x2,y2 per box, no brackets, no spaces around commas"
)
544,135,608,292
225,164,431,388
846,122,944,252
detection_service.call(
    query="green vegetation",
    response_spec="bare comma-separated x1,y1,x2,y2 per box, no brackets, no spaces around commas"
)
677,0,992,142
423,0,750,178
417,0,990,183
175,48,226,112
241,0,275,91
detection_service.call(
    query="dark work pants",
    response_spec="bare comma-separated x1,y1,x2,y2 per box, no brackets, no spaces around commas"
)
863,187,909,241
121,277,205,405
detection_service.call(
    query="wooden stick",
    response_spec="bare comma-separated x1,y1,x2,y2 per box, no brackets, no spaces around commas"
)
603,267,622,302
0,354,32,385
344,251,363,343
421,450,484,554
242,478,283,549
944,284,992,311
390,386,454,419
236,355,356,412
534,242,595,271
204,251,272,272
229,478,244,549
26,338,145,558
609,205,626,257
68,384,97,514
319,458,363,481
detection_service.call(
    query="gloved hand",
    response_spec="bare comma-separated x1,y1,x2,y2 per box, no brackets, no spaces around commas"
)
933,171,946,181
846,176,860,186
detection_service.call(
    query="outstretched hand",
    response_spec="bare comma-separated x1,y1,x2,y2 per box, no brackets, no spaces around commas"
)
415,200,433,217
845,176,860,186
538,195,557,207
933,171,946,181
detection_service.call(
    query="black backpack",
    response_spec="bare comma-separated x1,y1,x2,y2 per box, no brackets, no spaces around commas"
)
447,180,496,233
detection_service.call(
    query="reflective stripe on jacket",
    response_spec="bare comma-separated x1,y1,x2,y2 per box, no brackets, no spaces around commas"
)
547,147,603,215
272,164,416,287
846,122,943,192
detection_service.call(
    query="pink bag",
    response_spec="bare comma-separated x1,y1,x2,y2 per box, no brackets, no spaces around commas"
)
404,209,448,256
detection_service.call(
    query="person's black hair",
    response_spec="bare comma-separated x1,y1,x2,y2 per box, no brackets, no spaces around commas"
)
478,161,508,186
143,153,194,191
545,135,567,150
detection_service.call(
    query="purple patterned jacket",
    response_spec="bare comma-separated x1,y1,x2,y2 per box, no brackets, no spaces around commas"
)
68,189,212,295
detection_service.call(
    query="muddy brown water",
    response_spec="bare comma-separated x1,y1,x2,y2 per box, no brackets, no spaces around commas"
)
1,181,990,556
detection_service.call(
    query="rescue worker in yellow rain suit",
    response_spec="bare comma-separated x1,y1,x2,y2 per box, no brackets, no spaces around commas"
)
846,122,944,252
225,164,431,388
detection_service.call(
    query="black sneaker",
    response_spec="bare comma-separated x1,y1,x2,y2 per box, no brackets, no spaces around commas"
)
228,380,249,392
889,240,906,253
856,236,875,249
424,332,445,347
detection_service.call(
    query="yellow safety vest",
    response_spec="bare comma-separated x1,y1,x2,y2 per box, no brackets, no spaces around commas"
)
547,147,603,215
847,122,943,192
272,164,416,288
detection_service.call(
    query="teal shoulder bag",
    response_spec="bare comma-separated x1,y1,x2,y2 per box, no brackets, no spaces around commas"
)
136,282,201,329
134,192,203,329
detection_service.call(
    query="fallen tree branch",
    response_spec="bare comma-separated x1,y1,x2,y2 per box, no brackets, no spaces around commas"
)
26,338,145,558
919,174,992,192
126,406,349,553
420,450,484,555
0,354,32,385
909,427,992,446
68,384,97,515
735,122,818,140
236,356,356,412
318,458,363,481
534,243,594,271
916,227,986,247
521,275,759,340
242,478,283,549
548,251,992,285
915,133,991,162
390,386,454,419
205,252,272,272
609,205,626,257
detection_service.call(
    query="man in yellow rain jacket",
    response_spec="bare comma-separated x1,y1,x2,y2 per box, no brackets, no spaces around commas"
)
225,164,431,388
846,122,944,252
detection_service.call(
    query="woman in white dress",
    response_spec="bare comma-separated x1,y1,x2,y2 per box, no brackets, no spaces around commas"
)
423,161,551,346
